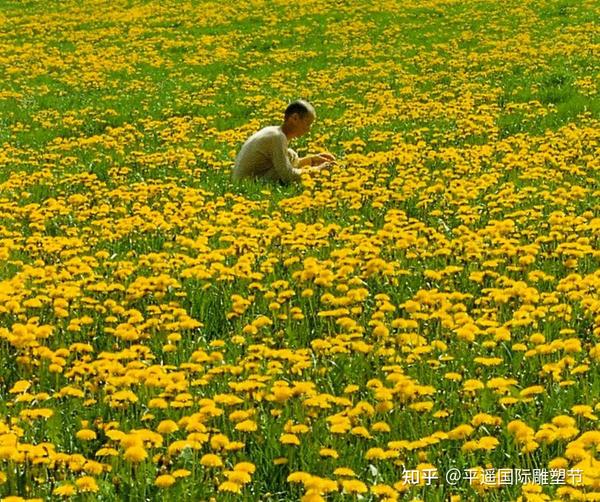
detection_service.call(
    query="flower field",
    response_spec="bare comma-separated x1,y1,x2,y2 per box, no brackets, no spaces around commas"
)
0,0,599,500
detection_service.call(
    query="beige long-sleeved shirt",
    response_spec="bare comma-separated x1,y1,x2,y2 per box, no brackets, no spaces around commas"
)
233,126,302,183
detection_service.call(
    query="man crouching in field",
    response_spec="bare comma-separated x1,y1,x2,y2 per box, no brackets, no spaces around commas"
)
232,100,336,184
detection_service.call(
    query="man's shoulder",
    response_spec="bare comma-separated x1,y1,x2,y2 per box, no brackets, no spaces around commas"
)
254,125,285,141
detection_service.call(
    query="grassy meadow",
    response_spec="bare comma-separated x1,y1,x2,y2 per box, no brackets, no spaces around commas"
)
0,0,599,500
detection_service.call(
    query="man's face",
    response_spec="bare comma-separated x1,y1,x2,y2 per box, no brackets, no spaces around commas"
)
294,112,315,137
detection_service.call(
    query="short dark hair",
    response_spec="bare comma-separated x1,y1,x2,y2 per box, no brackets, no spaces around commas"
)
284,100,314,119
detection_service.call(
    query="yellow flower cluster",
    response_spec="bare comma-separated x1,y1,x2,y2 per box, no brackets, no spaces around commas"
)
0,0,598,500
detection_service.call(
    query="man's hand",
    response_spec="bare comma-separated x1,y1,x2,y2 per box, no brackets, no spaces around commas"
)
309,152,337,166
318,152,336,161
298,153,338,169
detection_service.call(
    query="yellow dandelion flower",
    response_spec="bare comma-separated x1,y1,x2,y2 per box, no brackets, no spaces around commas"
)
319,447,339,458
172,469,191,478
287,471,312,483
499,397,519,406
154,474,176,488
75,476,98,493
210,434,230,450
409,401,434,412
218,481,241,493
471,413,502,427
224,470,252,484
571,405,597,420
462,379,484,392
520,385,544,397
305,476,338,493
478,436,500,450
123,446,147,463
334,467,357,477
233,462,256,473
280,433,300,445
372,421,391,432
235,419,258,432
371,484,398,497
200,453,223,467
351,426,372,439
52,484,76,496
301,490,325,502
552,415,576,428
105,430,126,442
444,372,462,382
9,380,31,394
549,457,569,469
224,441,245,451
462,440,479,453
365,447,387,460
447,424,474,440
76,429,96,441
148,398,169,409
156,420,179,434
341,479,368,493
290,424,310,434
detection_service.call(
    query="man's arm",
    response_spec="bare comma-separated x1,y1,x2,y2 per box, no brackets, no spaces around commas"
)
287,148,300,168
271,137,334,182
271,137,303,183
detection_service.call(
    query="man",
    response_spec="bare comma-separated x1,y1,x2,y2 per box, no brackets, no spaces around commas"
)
232,100,336,184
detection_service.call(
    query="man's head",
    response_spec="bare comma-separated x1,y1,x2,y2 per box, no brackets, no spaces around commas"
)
283,100,316,139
